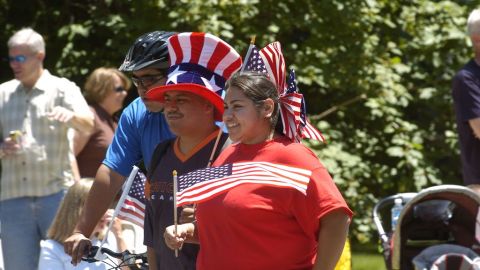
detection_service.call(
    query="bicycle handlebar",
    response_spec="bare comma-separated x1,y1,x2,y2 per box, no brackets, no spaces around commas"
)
82,245,148,269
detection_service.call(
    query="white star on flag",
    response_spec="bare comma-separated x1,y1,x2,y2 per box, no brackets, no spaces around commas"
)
167,66,184,84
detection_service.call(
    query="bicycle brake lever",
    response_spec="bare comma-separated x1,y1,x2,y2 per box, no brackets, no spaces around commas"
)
81,246,99,263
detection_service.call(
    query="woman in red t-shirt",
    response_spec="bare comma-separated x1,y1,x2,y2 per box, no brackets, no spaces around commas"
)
164,72,352,270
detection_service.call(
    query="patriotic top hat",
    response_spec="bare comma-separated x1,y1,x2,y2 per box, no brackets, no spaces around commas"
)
146,32,242,121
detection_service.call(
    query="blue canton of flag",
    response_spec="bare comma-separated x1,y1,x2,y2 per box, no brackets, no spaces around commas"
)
286,69,297,94
118,171,146,228
287,69,307,127
244,45,268,74
178,164,233,192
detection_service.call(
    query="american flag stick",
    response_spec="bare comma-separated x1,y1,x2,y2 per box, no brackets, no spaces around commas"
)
95,165,139,261
207,128,223,167
240,35,256,72
173,170,179,257
191,127,224,214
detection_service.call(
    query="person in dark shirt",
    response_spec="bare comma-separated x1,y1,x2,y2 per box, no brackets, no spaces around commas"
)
452,9,480,185
74,67,131,178
142,32,242,270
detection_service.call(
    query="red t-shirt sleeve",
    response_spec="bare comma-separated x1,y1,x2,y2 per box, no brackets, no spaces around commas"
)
279,143,353,238
290,167,353,238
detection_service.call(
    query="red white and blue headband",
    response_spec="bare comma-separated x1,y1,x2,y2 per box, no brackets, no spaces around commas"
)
242,41,325,143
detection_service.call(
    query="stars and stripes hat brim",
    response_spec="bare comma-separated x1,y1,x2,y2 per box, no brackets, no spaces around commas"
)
146,32,242,121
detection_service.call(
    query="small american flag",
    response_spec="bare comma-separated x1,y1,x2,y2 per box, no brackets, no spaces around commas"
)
260,42,303,142
243,44,268,74
260,42,286,92
176,161,312,206
118,171,146,228
286,69,325,142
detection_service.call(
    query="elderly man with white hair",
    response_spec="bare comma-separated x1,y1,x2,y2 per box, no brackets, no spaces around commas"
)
0,27,94,269
452,9,480,186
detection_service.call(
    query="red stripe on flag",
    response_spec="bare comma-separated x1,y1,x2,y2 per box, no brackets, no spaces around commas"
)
189,32,205,64
223,57,243,79
122,199,145,216
119,206,144,220
207,42,230,72
117,213,144,228
304,122,326,142
170,35,183,65
260,42,286,92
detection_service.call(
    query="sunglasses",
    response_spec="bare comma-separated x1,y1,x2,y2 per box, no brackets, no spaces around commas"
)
131,74,165,89
114,86,126,92
8,55,27,63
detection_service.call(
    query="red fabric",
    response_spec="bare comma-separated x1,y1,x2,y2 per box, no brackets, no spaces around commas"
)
190,33,204,64
195,136,353,270
169,35,183,65
260,42,286,92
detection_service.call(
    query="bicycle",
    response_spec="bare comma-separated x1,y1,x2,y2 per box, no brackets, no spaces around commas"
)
82,245,148,270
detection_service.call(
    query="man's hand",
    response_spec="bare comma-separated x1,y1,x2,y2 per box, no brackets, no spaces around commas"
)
164,224,189,250
47,106,74,123
1,136,21,157
180,206,195,223
63,232,92,266
469,118,480,139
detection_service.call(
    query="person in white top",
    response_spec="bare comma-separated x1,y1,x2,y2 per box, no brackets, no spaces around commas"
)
38,179,129,270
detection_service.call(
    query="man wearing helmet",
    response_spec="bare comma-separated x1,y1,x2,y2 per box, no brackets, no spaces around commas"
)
64,31,176,264
119,31,173,112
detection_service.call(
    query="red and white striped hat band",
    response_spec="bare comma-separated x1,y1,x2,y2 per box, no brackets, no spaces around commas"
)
146,32,242,121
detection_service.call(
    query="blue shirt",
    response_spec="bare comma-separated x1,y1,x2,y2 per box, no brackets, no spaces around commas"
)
103,98,174,176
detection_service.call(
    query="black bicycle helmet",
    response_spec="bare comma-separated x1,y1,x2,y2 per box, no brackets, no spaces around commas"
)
119,31,176,72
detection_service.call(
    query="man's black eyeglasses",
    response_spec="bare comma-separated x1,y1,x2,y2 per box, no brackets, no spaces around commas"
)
131,74,165,89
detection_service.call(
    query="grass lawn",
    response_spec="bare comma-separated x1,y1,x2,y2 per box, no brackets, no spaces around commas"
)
352,251,386,270
351,242,386,270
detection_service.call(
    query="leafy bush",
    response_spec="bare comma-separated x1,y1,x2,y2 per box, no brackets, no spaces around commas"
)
0,0,474,244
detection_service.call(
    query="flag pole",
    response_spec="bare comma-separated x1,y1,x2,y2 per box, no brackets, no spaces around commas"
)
193,125,224,216
207,128,223,168
240,35,256,72
95,165,139,260
173,170,179,257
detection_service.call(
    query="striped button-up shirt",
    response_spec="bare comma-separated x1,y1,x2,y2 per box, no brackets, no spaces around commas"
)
0,70,91,201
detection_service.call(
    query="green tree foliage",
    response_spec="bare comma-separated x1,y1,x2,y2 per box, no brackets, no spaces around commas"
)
1,0,477,244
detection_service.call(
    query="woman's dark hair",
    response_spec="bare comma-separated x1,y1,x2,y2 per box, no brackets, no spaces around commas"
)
225,72,281,131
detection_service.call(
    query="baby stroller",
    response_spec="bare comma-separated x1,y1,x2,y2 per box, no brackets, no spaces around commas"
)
373,185,480,270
